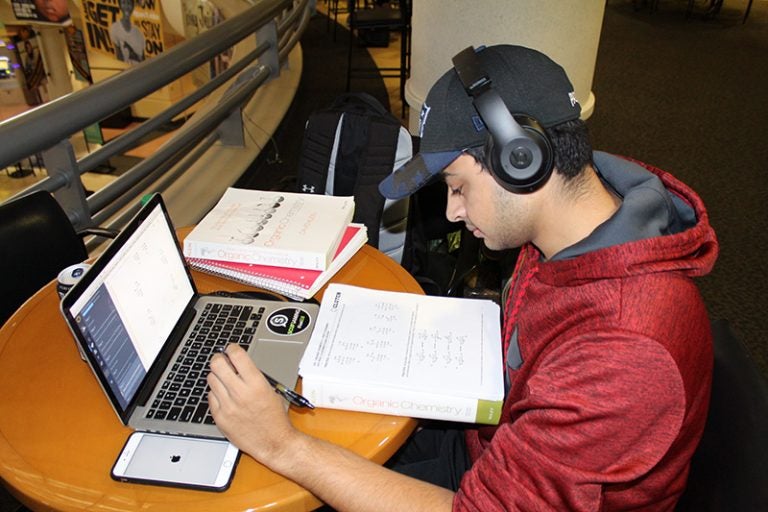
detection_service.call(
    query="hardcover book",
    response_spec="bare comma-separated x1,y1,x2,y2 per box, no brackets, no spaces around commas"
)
187,224,368,301
299,284,504,424
183,189,355,271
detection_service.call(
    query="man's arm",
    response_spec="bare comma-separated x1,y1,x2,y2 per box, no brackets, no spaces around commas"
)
207,344,455,512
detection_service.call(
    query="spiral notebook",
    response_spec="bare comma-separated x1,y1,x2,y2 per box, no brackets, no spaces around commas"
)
187,224,367,301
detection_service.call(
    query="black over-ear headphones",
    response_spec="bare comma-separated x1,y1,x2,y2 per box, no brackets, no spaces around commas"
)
451,46,554,194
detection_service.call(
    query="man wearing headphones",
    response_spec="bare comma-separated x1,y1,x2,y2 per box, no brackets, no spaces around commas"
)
208,45,718,510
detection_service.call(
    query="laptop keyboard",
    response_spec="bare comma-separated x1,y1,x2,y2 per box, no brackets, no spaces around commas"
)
145,302,266,424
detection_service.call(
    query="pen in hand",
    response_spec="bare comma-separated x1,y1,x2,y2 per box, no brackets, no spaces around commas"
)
216,346,315,409
261,372,315,409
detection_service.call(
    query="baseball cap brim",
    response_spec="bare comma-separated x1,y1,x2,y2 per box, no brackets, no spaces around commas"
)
378,150,462,200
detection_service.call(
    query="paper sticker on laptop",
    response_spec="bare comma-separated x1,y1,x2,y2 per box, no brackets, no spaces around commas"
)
266,307,313,336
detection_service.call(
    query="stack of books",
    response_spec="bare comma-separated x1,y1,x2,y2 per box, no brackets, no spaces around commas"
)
183,188,367,301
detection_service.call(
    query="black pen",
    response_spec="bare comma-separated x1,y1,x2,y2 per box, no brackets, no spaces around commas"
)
216,346,314,409
261,373,315,409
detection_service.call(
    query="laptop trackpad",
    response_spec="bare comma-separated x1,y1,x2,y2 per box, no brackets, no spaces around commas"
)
250,339,307,389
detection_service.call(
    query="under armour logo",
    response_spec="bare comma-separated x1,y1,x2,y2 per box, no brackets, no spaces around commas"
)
301,184,316,193
568,92,579,107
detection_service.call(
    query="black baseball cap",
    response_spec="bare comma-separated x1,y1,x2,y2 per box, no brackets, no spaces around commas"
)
378,44,581,200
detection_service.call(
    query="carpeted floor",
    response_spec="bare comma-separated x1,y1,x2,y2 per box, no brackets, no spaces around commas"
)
234,13,391,193
589,0,768,376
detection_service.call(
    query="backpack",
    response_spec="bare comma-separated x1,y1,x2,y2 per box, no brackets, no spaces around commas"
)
295,92,412,263
399,138,518,301
294,93,512,300
402,178,517,300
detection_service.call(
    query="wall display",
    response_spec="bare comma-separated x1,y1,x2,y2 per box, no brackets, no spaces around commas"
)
64,25,92,83
182,0,230,82
11,0,71,25
182,0,221,38
83,0,167,64
12,27,46,104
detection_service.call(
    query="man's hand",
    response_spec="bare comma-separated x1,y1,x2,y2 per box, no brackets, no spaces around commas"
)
207,344,296,461
208,345,454,512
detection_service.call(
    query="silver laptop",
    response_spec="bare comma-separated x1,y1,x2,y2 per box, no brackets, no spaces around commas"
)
60,193,318,439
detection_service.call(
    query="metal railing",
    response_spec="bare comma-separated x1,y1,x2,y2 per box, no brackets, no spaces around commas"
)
0,0,310,247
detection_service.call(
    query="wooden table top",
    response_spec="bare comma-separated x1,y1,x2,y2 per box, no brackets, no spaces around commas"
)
0,238,421,511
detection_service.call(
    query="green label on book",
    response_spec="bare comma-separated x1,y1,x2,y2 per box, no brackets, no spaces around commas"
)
475,400,502,425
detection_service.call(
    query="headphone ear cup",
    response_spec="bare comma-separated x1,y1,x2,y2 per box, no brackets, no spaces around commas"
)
491,116,554,194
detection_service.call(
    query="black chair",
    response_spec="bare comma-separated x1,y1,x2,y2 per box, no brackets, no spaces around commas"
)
0,191,116,326
346,0,411,118
326,0,362,42
676,319,768,510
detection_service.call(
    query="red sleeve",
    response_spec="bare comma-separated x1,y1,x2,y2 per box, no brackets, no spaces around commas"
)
453,332,685,511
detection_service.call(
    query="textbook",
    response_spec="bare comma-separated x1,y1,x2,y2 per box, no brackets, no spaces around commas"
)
299,284,504,424
187,224,368,301
183,188,355,271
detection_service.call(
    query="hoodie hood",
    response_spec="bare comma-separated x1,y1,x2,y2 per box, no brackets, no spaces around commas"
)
538,152,718,285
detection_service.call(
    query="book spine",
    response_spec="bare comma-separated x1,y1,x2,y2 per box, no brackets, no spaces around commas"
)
188,261,308,301
183,239,327,271
300,378,502,425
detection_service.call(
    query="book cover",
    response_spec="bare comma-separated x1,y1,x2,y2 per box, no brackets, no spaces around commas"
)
187,225,368,301
183,189,355,271
298,284,504,424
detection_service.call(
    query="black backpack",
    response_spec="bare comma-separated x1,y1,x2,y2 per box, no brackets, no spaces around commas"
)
295,93,512,300
295,92,412,262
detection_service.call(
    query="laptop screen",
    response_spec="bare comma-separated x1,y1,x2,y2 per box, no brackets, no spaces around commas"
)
65,199,194,411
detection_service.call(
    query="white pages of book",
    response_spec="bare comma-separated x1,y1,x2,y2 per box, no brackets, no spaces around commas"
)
299,284,504,424
183,189,355,271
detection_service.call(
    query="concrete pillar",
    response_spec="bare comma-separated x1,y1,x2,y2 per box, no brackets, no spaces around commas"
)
406,0,606,130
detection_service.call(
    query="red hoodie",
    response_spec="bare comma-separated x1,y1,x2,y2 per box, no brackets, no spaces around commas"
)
454,153,719,511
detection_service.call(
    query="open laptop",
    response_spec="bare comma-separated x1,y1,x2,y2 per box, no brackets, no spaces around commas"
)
60,193,319,439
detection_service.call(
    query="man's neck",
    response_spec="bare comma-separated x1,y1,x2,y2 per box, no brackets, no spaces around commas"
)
533,165,622,260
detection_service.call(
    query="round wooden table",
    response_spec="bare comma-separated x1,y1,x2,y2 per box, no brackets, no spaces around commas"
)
0,239,421,511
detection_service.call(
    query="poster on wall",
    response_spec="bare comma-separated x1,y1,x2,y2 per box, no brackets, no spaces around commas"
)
83,0,166,65
182,0,230,83
13,27,46,104
11,0,71,25
64,25,92,82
